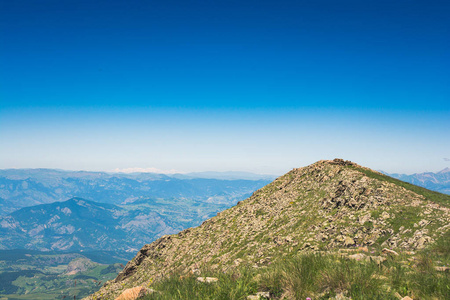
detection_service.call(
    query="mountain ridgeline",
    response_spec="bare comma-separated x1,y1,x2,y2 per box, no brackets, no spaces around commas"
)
386,168,450,195
86,159,450,300
0,198,183,252
0,169,273,215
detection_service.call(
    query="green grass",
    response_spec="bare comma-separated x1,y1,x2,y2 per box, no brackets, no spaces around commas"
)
350,166,450,208
141,244,450,300
144,268,258,300
387,206,422,232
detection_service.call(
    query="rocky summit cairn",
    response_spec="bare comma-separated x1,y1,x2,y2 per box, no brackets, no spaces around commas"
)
85,159,450,300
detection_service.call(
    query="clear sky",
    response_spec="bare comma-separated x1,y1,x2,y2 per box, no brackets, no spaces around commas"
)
1,0,449,174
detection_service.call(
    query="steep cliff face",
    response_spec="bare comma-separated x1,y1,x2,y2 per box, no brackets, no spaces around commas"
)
86,159,450,300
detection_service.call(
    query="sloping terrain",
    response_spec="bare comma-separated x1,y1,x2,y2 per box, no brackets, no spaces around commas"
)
86,159,450,299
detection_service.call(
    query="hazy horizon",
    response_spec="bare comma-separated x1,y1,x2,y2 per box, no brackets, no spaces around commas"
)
0,162,449,177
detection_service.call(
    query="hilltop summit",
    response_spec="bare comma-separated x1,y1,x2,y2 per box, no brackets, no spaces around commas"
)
86,159,450,299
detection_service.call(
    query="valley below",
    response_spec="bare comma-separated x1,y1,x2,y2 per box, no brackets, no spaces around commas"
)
0,169,272,299
0,249,129,300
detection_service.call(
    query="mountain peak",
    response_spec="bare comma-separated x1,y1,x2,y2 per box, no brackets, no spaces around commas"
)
305,158,364,170
438,167,450,174
86,159,450,300
66,197,90,204
324,158,357,166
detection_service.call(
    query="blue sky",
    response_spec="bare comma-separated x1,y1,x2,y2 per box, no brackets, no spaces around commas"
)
1,0,449,174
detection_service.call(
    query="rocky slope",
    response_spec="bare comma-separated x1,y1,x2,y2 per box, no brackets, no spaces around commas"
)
86,159,450,299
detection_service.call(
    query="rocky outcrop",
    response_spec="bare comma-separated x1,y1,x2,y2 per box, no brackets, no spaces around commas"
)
115,286,154,300
65,257,98,275
86,159,450,300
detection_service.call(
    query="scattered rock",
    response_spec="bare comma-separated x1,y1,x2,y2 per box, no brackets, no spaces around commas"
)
394,293,413,300
358,246,369,252
371,274,388,280
348,253,366,261
358,214,371,225
381,212,390,219
302,242,311,249
197,277,218,283
382,248,399,256
418,219,430,227
344,236,355,247
333,292,351,299
369,256,386,265
414,235,433,249
247,291,270,299
348,253,386,265
190,268,201,275
115,286,154,300
256,291,270,298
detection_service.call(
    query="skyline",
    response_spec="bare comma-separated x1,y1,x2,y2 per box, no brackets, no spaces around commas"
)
1,1,449,174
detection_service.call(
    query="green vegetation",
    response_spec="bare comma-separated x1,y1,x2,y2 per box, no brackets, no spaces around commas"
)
0,250,124,300
351,166,450,208
143,243,450,300
143,230,450,300
144,268,258,300
387,206,422,232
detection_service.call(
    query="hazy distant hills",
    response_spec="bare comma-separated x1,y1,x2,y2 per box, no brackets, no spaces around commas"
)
0,169,273,215
173,171,276,180
0,169,273,253
384,168,450,195
0,197,220,252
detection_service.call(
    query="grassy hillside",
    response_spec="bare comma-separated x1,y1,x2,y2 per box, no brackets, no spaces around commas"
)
351,166,450,208
143,236,449,299
87,159,450,300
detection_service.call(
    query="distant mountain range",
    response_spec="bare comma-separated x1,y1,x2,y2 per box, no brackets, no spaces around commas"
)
383,168,450,195
0,168,273,215
0,197,228,252
0,198,171,252
173,171,276,180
